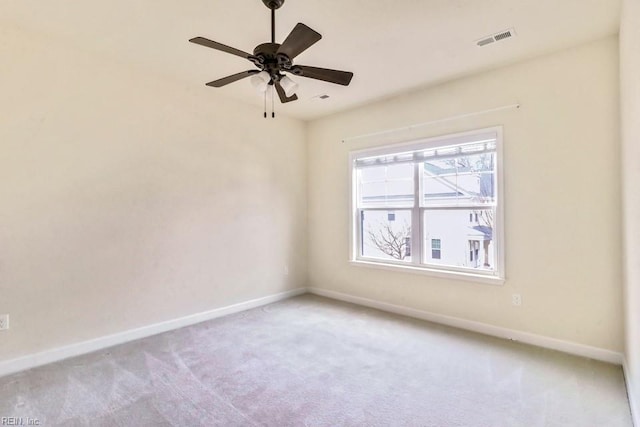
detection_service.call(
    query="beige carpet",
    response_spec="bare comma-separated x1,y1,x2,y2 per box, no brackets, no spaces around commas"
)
0,295,633,426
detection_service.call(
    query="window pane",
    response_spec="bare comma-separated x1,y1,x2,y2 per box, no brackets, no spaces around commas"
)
358,163,414,208
423,208,496,272
360,210,412,262
423,152,496,206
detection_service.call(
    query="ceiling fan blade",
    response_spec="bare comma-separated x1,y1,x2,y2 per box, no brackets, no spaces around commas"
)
274,81,299,103
206,70,259,88
295,66,354,86
277,23,322,59
189,37,251,59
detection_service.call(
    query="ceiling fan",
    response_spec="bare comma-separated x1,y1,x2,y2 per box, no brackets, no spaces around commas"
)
189,0,354,109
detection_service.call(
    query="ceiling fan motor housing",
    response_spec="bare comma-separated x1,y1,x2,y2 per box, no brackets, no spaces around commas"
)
250,42,294,82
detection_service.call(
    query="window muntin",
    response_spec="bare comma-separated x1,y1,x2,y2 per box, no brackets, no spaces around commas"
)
351,128,502,279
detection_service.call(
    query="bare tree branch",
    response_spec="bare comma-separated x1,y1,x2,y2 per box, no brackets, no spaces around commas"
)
366,220,411,260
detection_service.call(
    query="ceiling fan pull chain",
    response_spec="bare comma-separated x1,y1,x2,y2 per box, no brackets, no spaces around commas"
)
272,84,275,118
264,90,267,118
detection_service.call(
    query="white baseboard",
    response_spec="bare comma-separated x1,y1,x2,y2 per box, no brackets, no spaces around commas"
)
0,288,306,378
624,359,639,426
0,286,625,381
308,287,624,365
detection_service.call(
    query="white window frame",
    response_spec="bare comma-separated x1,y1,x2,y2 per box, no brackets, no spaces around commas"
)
349,126,505,285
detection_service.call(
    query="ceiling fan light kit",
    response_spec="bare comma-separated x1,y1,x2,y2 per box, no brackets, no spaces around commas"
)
279,75,299,97
189,0,354,117
251,71,271,92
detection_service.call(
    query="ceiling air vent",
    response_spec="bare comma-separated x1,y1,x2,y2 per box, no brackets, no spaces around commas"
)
476,28,516,47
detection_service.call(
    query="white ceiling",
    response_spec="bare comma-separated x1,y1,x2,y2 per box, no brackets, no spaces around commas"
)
1,0,620,121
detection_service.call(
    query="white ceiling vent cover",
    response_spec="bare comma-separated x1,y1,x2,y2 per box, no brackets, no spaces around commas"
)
476,28,516,47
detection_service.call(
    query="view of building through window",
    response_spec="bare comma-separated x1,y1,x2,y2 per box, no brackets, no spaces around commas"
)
353,129,501,277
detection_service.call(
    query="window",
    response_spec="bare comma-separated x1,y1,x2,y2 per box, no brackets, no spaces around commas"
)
469,240,480,267
431,239,442,259
350,127,504,282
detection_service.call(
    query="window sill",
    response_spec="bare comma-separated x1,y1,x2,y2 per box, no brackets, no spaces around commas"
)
349,260,505,286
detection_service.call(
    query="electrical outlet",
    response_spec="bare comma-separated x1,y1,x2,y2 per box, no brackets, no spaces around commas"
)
512,294,522,307
0,314,9,331
284,265,289,276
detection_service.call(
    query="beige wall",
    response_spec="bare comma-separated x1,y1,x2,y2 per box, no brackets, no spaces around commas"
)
0,26,307,361
621,0,640,419
0,24,625,368
307,37,623,352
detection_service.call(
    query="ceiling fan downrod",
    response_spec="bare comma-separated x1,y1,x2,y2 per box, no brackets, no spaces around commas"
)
263,0,284,43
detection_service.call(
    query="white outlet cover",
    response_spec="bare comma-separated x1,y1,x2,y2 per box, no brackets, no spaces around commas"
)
512,294,522,306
